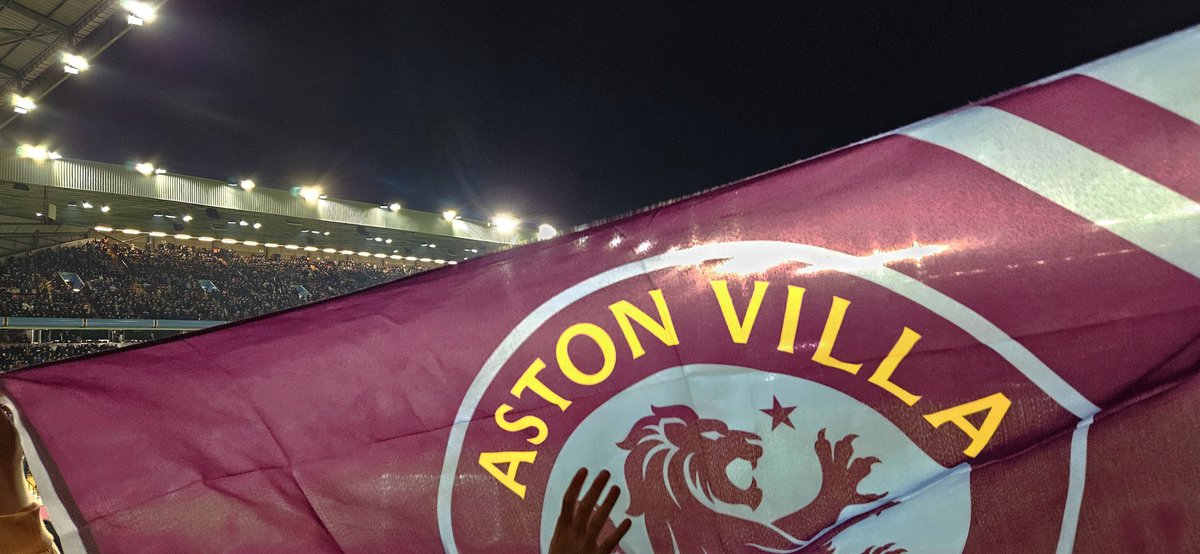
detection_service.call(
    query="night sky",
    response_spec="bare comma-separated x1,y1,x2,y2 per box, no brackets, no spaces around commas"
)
6,2,1200,228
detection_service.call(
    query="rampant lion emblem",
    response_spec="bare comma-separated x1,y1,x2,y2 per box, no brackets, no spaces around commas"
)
617,405,901,553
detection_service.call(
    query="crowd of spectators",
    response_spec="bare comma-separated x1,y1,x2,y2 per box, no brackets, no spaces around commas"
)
0,343,116,372
1,239,418,321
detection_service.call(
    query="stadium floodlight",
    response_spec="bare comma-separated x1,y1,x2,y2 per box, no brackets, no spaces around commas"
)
62,53,89,74
428,244,436,249
149,231,167,237
537,224,558,240
264,243,280,248
339,250,355,255
373,253,387,258
385,239,393,244
221,238,238,244
322,248,337,253
182,215,193,222
243,240,259,246
154,168,167,175
492,213,519,232
134,162,155,175
373,237,383,242
447,260,458,265
197,236,216,242
442,210,458,221
35,212,42,217
434,259,446,264
284,244,300,250
239,179,256,191
123,1,157,25
11,94,35,114
388,202,401,212
390,254,402,260
304,246,318,252
174,234,191,240
94,225,113,232
323,231,330,236
239,220,249,226
253,222,262,229
419,257,432,263
17,144,59,161
100,205,111,213
405,256,417,261
318,194,328,199
299,186,322,201
357,251,371,257
81,202,93,209
121,229,140,235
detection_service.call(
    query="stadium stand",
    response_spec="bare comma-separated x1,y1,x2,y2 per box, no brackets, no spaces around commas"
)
1,238,421,371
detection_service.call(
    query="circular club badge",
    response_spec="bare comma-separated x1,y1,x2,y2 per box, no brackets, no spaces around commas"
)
438,241,1089,553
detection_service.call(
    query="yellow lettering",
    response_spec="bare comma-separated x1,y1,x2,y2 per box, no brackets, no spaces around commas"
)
494,404,548,445
777,285,806,353
479,451,537,498
867,327,923,406
812,296,863,374
711,280,769,344
609,290,679,359
923,393,1011,458
511,358,571,411
556,323,617,386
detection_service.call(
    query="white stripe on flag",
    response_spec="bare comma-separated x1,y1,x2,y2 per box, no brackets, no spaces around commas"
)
1076,26,1200,125
904,106,1200,280
1056,416,1093,554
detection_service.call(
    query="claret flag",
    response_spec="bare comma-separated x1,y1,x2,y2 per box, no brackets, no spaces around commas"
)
3,25,1199,553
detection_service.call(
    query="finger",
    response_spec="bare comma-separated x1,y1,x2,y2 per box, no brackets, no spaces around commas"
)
574,470,611,525
598,518,632,553
558,468,587,529
833,434,857,467
586,486,621,541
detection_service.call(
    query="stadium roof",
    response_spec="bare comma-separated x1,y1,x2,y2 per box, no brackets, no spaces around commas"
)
0,0,141,129
0,148,538,259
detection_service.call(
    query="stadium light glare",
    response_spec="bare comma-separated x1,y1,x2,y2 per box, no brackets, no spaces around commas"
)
221,238,238,244
323,231,330,236
253,222,262,229
62,53,89,73
385,239,393,244
94,225,113,232
405,256,417,261
123,1,157,25
181,215,193,222
11,94,35,114
388,202,401,212
322,248,337,253
373,237,383,242
16,144,60,161
100,205,111,213
419,257,432,263
264,243,280,248
492,213,519,232
304,246,318,252
35,212,42,217
537,224,558,240
339,250,355,255
134,162,155,175
154,168,167,175
389,254,402,260
239,220,249,226
442,210,457,221
239,179,255,191
447,260,458,265
434,259,446,264
357,251,371,257
243,240,259,246
299,186,322,201
148,231,167,237
121,229,140,235
174,234,191,240
284,244,300,250
374,253,387,258
81,202,93,209
197,236,216,242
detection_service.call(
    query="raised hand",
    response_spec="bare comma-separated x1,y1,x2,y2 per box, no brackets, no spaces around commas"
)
814,429,886,507
549,468,632,554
